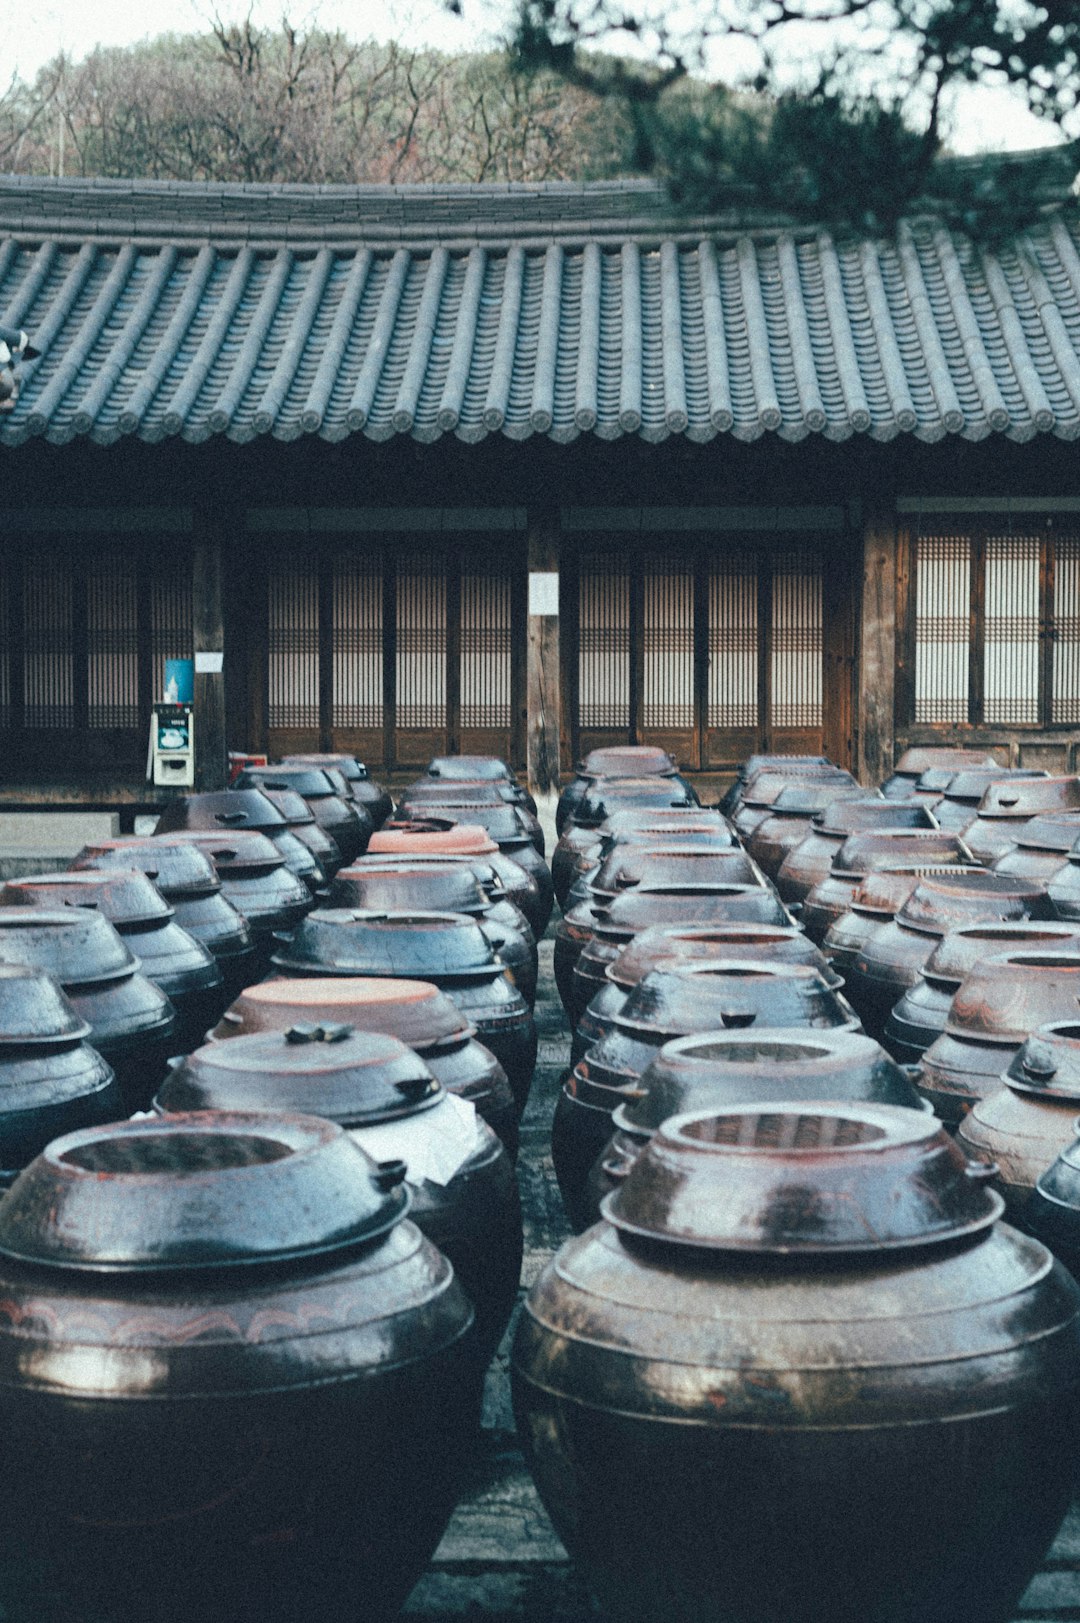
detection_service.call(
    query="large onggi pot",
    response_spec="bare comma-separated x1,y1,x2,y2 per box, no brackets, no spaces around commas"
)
732,769,859,843
553,961,858,1229
380,812,554,934
846,870,1053,1042
745,780,867,877
881,747,1000,799
570,776,699,832
233,768,370,865
0,871,226,1055
209,976,519,1157
799,832,973,945
919,948,1080,1125
959,1022,1080,1224
272,910,537,1112
156,1027,522,1369
571,922,837,1068
718,754,838,819
0,964,120,1187
367,825,545,937
0,908,175,1113
777,799,939,907
553,812,733,909
258,786,343,887
585,844,765,904
515,1102,1080,1623
555,883,792,1023
154,830,313,976
823,867,933,981
885,921,1080,1066
961,776,1080,866
0,1112,475,1623
929,768,1048,832
328,862,537,1006
582,1027,925,1227
72,837,258,999
557,746,680,833
151,787,328,891
398,784,545,857
279,753,393,829
993,810,1080,885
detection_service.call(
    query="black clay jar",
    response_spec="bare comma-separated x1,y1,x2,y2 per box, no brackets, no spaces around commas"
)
0,871,226,1056
718,754,837,819
0,963,119,1188
880,747,1000,799
0,907,175,1113
553,961,858,1229
583,1026,927,1229
72,837,258,999
233,768,370,865
210,975,519,1158
272,910,537,1112
776,799,940,908
257,786,342,888
515,1102,1080,1623
152,787,328,891
0,1111,475,1623
156,830,313,977
280,753,393,829
156,1027,522,1369
557,747,681,833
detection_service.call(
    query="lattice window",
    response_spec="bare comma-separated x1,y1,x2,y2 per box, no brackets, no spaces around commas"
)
579,554,630,729
396,553,447,730
771,549,823,729
984,533,1039,725
914,533,970,724
1054,536,1080,724
333,550,383,729
461,563,511,730
23,555,73,729
268,553,319,730
87,551,139,729
708,562,757,729
643,562,694,730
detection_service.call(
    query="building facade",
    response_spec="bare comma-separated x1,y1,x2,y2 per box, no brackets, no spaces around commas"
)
0,172,1078,801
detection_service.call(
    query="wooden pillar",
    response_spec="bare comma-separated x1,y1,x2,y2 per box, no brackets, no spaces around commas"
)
192,504,228,791
857,504,898,787
526,510,561,796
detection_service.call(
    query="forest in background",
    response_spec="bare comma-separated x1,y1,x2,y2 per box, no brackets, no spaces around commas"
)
0,19,628,184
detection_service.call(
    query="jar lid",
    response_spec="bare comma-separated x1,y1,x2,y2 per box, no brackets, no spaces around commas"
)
614,961,854,1038
603,1102,1002,1253
760,780,864,816
0,908,136,988
72,837,220,898
946,948,1080,1042
369,825,498,857
1011,810,1080,852
212,975,471,1047
977,776,1080,819
155,789,288,834
258,786,317,827
428,755,517,782
923,920,1080,985
830,831,970,877
281,753,366,782
272,909,500,981
608,924,831,991
591,846,760,898
155,830,284,874
0,1111,409,1273
329,863,489,916
401,781,520,807
896,870,1051,934
0,870,173,929
1005,1022,1080,1101
580,746,677,778
158,1028,441,1124
815,799,937,837
942,768,1047,804
0,963,90,1044
603,808,730,836
616,1029,924,1132
893,748,1000,776
234,766,338,799
595,885,791,936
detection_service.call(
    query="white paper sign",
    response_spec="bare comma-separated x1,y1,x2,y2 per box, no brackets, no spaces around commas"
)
529,572,559,616
194,651,224,673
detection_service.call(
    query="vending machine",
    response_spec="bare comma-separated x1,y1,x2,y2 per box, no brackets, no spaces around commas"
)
150,702,195,787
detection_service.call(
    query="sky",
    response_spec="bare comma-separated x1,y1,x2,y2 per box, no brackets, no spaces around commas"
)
0,0,1064,158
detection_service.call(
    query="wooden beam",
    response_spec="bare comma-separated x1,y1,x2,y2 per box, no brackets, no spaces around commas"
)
526,511,562,796
192,505,228,791
857,504,898,786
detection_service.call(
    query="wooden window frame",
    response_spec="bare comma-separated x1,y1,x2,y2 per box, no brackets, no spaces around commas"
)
897,512,1075,733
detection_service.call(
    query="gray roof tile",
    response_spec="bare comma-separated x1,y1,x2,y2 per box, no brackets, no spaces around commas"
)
0,175,1079,447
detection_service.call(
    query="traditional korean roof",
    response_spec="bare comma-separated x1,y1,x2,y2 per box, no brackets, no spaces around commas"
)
1,169,1080,448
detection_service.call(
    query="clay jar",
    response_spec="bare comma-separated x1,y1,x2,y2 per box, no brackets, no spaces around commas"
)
72,836,258,999
272,909,537,1112
368,824,545,937
557,746,680,833
0,907,175,1112
555,883,793,1023
846,870,1054,1042
210,975,519,1157
572,922,837,1068
553,961,858,1228
0,964,120,1186
993,810,1080,885
390,807,554,933
0,1112,475,1623
257,786,343,887
823,867,933,981
885,921,1080,1066
233,767,370,865
718,753,838,819
561,819,738,905
0,871,226,1056
154,830,313,976
152,787,327,891
880,746,1000,799
960,775,1080,866
1047,847,1080,919
745,779,867,877
515,1102,1080,1623
958,1022,1080,1223
776,799,939,907
931,768,1049,832
732,769,859,843
919,948,1080,1125
397,783,546,857
586,844,765,904
156,1026,522,1368
571,776,699,832
328,862,537,1006
280,753,393,829
800,831,973,945
583,1027,927,1228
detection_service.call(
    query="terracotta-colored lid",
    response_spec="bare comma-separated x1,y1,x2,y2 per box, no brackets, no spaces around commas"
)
213,975,471,1047
369,825,498,857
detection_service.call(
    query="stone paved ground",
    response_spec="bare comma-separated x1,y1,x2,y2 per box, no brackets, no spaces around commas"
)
404,923,1080,1622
